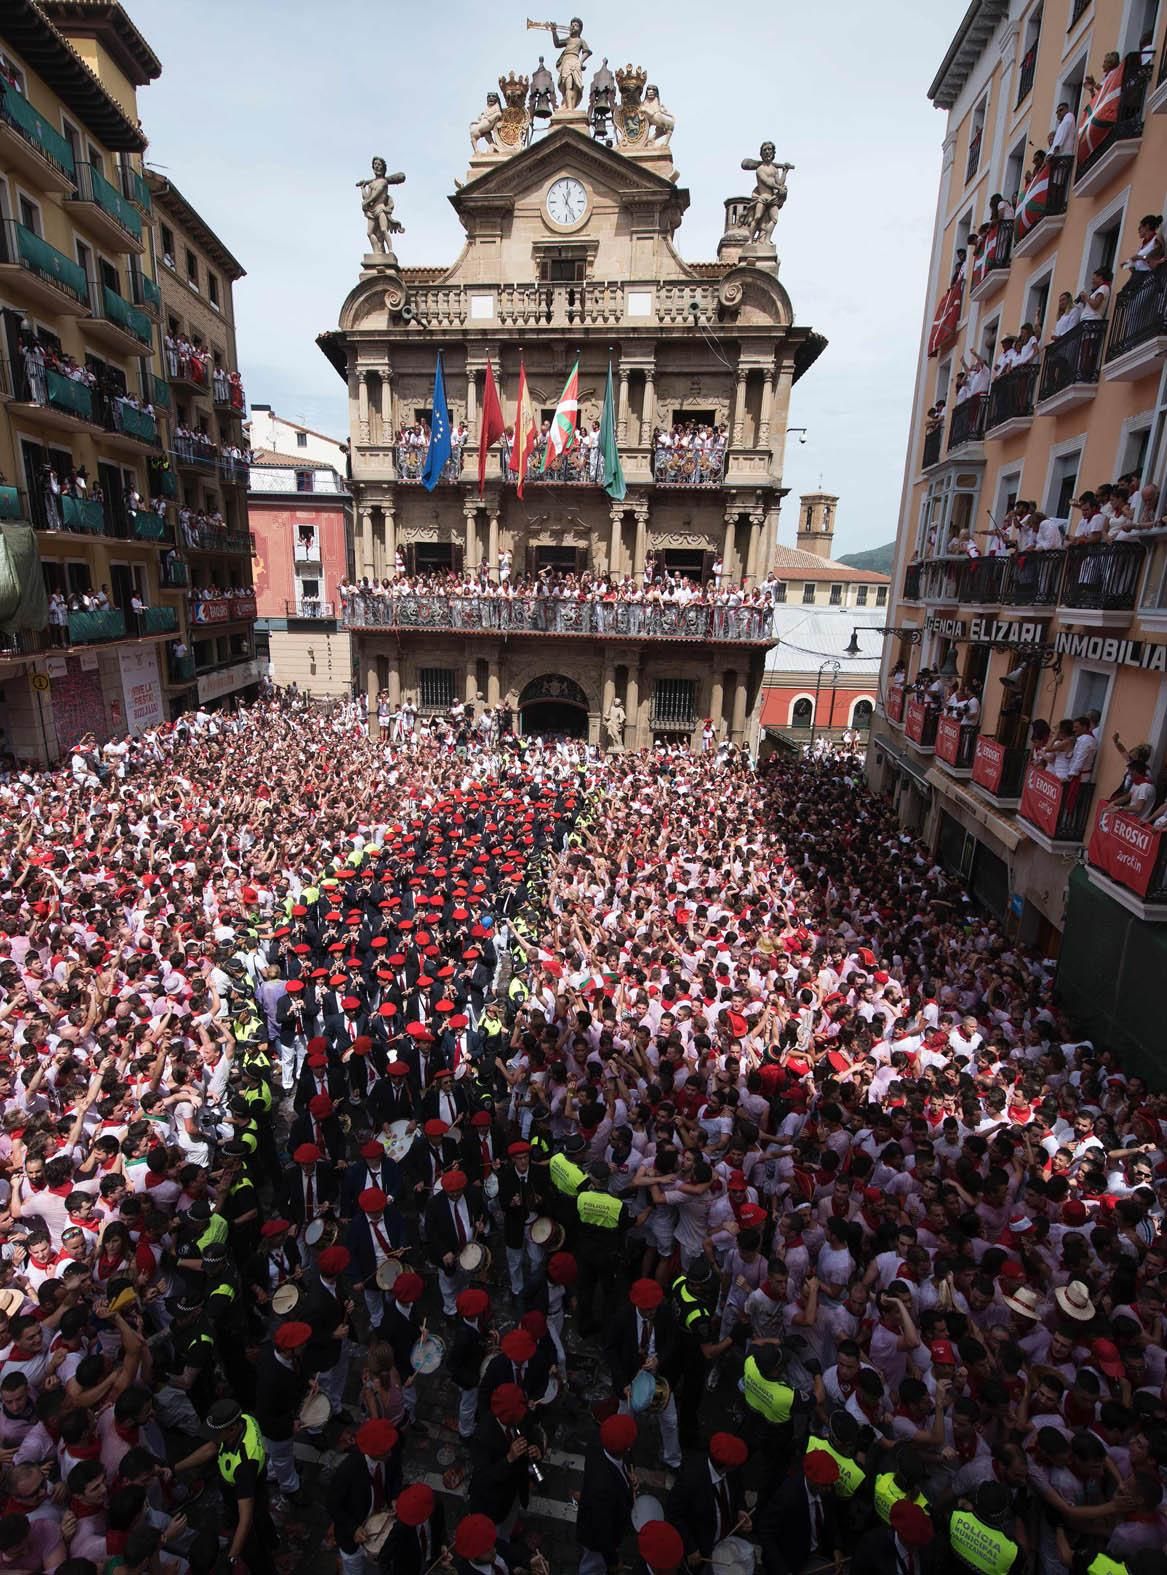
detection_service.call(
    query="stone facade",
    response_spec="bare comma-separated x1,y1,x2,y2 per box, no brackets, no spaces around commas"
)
320,102,825,748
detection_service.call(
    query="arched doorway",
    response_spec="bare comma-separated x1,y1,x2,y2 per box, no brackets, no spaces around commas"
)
518,674,589,739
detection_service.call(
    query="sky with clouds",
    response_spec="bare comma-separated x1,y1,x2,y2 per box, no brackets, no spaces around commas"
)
127,0,959,556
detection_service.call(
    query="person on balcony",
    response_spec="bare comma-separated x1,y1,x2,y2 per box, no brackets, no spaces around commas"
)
1117,214,1165,293
963,351,990,398
1048,101,1076,159
992,335,1017,376
1064,717,1098,817
1070,493,1106,544
47,591,68,647
1012,323,1039,366
1050,292,1082,340
1034,512,1065,551
988,192,1014,225
1035,719,1075,779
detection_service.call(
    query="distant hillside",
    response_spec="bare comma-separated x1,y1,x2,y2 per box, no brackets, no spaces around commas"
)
837,541,895,577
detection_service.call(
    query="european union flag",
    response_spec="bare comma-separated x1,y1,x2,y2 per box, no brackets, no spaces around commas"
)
421,351,452,491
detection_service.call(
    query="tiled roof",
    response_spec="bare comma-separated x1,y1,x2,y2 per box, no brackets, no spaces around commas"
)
770,544,890,583
764,607,889,673
250,449,333,470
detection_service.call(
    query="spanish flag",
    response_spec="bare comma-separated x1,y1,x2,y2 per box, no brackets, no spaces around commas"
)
509,356,539,499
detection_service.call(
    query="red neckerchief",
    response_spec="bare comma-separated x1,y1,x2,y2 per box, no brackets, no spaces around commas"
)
113,1421,139,1445
69,1496,104,1520
64,1439,102,1462
954,1434,979,1462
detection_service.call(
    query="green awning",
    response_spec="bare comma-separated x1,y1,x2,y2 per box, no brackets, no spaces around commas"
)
0,522,49,633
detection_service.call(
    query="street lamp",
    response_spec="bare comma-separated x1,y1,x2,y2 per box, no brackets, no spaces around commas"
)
811,658,840,749
845,625,923,657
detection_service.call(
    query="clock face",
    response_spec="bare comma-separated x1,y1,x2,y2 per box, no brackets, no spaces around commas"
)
546,176,587,226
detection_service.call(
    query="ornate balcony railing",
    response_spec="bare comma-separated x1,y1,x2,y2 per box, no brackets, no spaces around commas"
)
212,369,246,412
1059,541,1145,611
922,425,943,469
173,435,220,471
965,126,982,183
1105,270,1167,366
168,650,196,683
160,558,190,588
0,628,48,659
218,456,249,486
902,562,922,601
166,349,209,390
286,599,336,619
653,444,727,486
1075,53,1149,186
1,220,89,307
71,161,143,245
138,606,178,635
947,393,987,450
339,594,776,643
60,494,107,534
985,362,1039,431
0,90,76,180
998,550,1065,606
180,521,252,553
96,283,153,348
970,222,1013,295
1016,40,1038,104
151,375,171,410
1014,155,1072,247
129,268,162,316
395,443,465,484
120,164,152,213
1038,317,1107,401
109,400,158,445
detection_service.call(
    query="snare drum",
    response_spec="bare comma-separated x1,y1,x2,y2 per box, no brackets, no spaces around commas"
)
528,1216,565,1252
360,1511,394,1557
483,1172,500,1201
410,1333,445,1375
271,1283,301,1316
711,1536,755,1575
631,1494,665,1530
303,1216,337,1250
299,1391,331,1430
458,1242,492,1278
533,1373,560,1407
375,1258,403,1292
383,1120,413,1163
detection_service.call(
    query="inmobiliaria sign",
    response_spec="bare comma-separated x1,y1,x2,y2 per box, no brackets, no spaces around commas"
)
1087,805,1164,898
1018,762,1063,838
971,736,1006,794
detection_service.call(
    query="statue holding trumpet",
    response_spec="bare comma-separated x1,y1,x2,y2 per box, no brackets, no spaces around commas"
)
526,16,591,111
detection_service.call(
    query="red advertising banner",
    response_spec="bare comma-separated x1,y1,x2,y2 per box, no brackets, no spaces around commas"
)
971,736,1006,794
1018,762,1063,838
934,715,963,765
1087,804,1164,898
904,700,928,743
229,594,257,620
190,598,231,624
886,686,905,724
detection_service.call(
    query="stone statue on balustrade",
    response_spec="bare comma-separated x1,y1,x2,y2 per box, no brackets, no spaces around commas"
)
469,93,504,152
739,142,794,247
642,85,674,145
357,158,405,257
604,698,626,751
526,16,591,111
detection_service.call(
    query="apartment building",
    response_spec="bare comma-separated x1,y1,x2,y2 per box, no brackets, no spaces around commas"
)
872,0,1167,1067
0,0,252,759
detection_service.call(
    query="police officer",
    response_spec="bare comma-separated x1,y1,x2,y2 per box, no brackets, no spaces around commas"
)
173,1397,276,1573
574,1161,643,1340
805,1409,867,1530
740,1341,813,1487
671,1258,733,1450
548,1132,589,1234
871,1443,930,1531
947,1479,1020,1575
202,1240,256,1407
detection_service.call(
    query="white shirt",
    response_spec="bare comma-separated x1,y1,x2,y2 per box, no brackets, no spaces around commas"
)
1050,111,1076,158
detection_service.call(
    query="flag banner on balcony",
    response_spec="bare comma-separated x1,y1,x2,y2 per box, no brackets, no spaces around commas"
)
1087,804,1164,898
927,281,962,357
420,351,452,492
478,358,505,497
1014,162,1051,241
509,357,539,499
0,523,49,635
599,361,626,502
541,359,579,470
1077,61,1124,163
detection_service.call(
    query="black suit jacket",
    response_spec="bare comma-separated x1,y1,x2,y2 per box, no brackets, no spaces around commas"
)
344,1208,407,1283
467,1415,534,1522
301,1274,348,1375
577,1438,635,1556
850,1524,938,1575
381,1506,447,1575
326,1446,402,1554
496,1161,546,1248
757,1473,842,1575
666,1457,746,1560
279,1160,339,1226
288,1109,346,1166
340,1155,403,1215
253,1343,308,1441
605,1301,684,1390
449,1316,489,1392
423,1190,484,1267
293,1058,347,1115
479,1350,550,1410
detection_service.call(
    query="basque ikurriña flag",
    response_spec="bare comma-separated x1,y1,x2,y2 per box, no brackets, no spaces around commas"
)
1077,62,1124,163
1013,163,1050,241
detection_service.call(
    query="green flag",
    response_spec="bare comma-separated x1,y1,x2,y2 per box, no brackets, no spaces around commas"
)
598,361,626,501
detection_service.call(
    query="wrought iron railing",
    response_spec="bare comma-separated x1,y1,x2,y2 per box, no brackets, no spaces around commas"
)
1059,541,1145,610
985,362,1039,431
1105,270,1167,366
1068,0,1091,25
68,608,127,644
218,456,248,486
902,562,922,601
1038,317,1107,401
970,220,1013,291
1015,155,1073,244
653,445,727,486
0,628,48,658
999,550,1065,606
109,400,158,445
1019,766,1095,843
168,650,196,683
173,436,219,471
0,485,26,522
71,162,143,244
395,444,465,484
922,425,943,469
212,370,246,412
131,510,171,542
160,558,190,588
129,267,162,315
1075,53,1149,185
339,595,776,642
151,375,171,410
965,126,982,184
935,717,979,770
60,494,107,534
286,599,336,619
95,282,153,348
904,700,939,749
120,164,152,213
1016,40,1038,104
166,349,209,390
180,521,252,553
947,393,987,450
971,737,1029,799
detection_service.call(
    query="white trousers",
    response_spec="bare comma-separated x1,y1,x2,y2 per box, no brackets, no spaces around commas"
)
458,1384,478,1438
437,1263,469,1315
618,1390,681,1468
363,1285,384,1329
280,1033,307,1090
263,1434,299,1494
318,1341,352,1415
505,1239,545,1296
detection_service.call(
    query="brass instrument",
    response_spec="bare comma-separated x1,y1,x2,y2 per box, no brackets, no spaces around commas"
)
526,17,558,29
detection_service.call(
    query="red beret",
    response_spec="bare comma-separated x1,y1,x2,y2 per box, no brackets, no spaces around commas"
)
284,979,304,994
308,1094,333,1118
508,1141,531,1157
274,1320,312,1351
637,1520,685,1571
490,1382,527,1423
392,1271,424,1303
355,1419,398,1457
307,1036,328,1054
548,1251,578,1285
342,995,361,1010
423,1119,448,1139
359,1188,388,1214
889,1501,934,1547
709,1432,748,1469
803,1449,840,1486
454,1514,496,1560
501,1329,536,1362
456,1287,490,1319
292,1143,322,1165
629,1278,664,1311
260,1218,291,1239
387,1061,410,1078
317,1246,350,1277
520,1310,548,1339
470,1111,492,1129
394,1483,435,1527
359,1141,383,1161
440,1170,468,1194
600,1413,639,1454
378,1002,398,1018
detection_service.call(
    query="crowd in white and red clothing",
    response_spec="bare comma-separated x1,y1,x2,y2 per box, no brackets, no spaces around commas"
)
0,698,1165,1575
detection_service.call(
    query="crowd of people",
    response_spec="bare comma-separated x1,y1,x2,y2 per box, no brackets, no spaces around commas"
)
652,422,729,486
0,700,1165,1575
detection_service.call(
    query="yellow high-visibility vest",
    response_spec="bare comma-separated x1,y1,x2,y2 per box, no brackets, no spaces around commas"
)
874,1472,928,1526
549,1153,586,1196
742,1356,795,1424
949,1511,1017,1575
805,1438,865,1499
576,1191,622,1229
218,1414,266,1487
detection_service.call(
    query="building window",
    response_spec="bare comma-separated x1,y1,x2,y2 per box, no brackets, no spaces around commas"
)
651,678,696,729
802,583,816,604
18,195,41,235
966,97,987,183
538,254,587,283
207,272,220,309
856,585,869,606
1047,449,1081,518
160,225,175,267
296,431,308,448
829,583,843,605
876,587,888,606
419,668,456,711
1025,271,1052,337
0,53,25,93
295,470,314,493
185,248,198,288
772,581,787,603
791,697,813,729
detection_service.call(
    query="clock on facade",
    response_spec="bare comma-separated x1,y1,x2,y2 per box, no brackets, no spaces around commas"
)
546,176,587,226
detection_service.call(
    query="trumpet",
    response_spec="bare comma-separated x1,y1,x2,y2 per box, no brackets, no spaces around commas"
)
526,17,556,28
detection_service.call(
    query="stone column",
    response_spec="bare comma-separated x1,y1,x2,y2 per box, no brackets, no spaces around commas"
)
745,510,766,587
609,504,624,577
365,657,379,739
632,501,649,576
383,505,396,574
722,508,740,581
463,502,479,570
487,663,501,706
730,671,748,742
387,650,401,706
625,661,641,750
617,364,631,443
357,372,370,443
360,507,375,582
466,365,479,442
380,367,393,433
465,661,478,706
488,511,499,579
710,670,725,737
731,366,749,447
601,652,616,727
641,366,656,446
758,365,775,447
